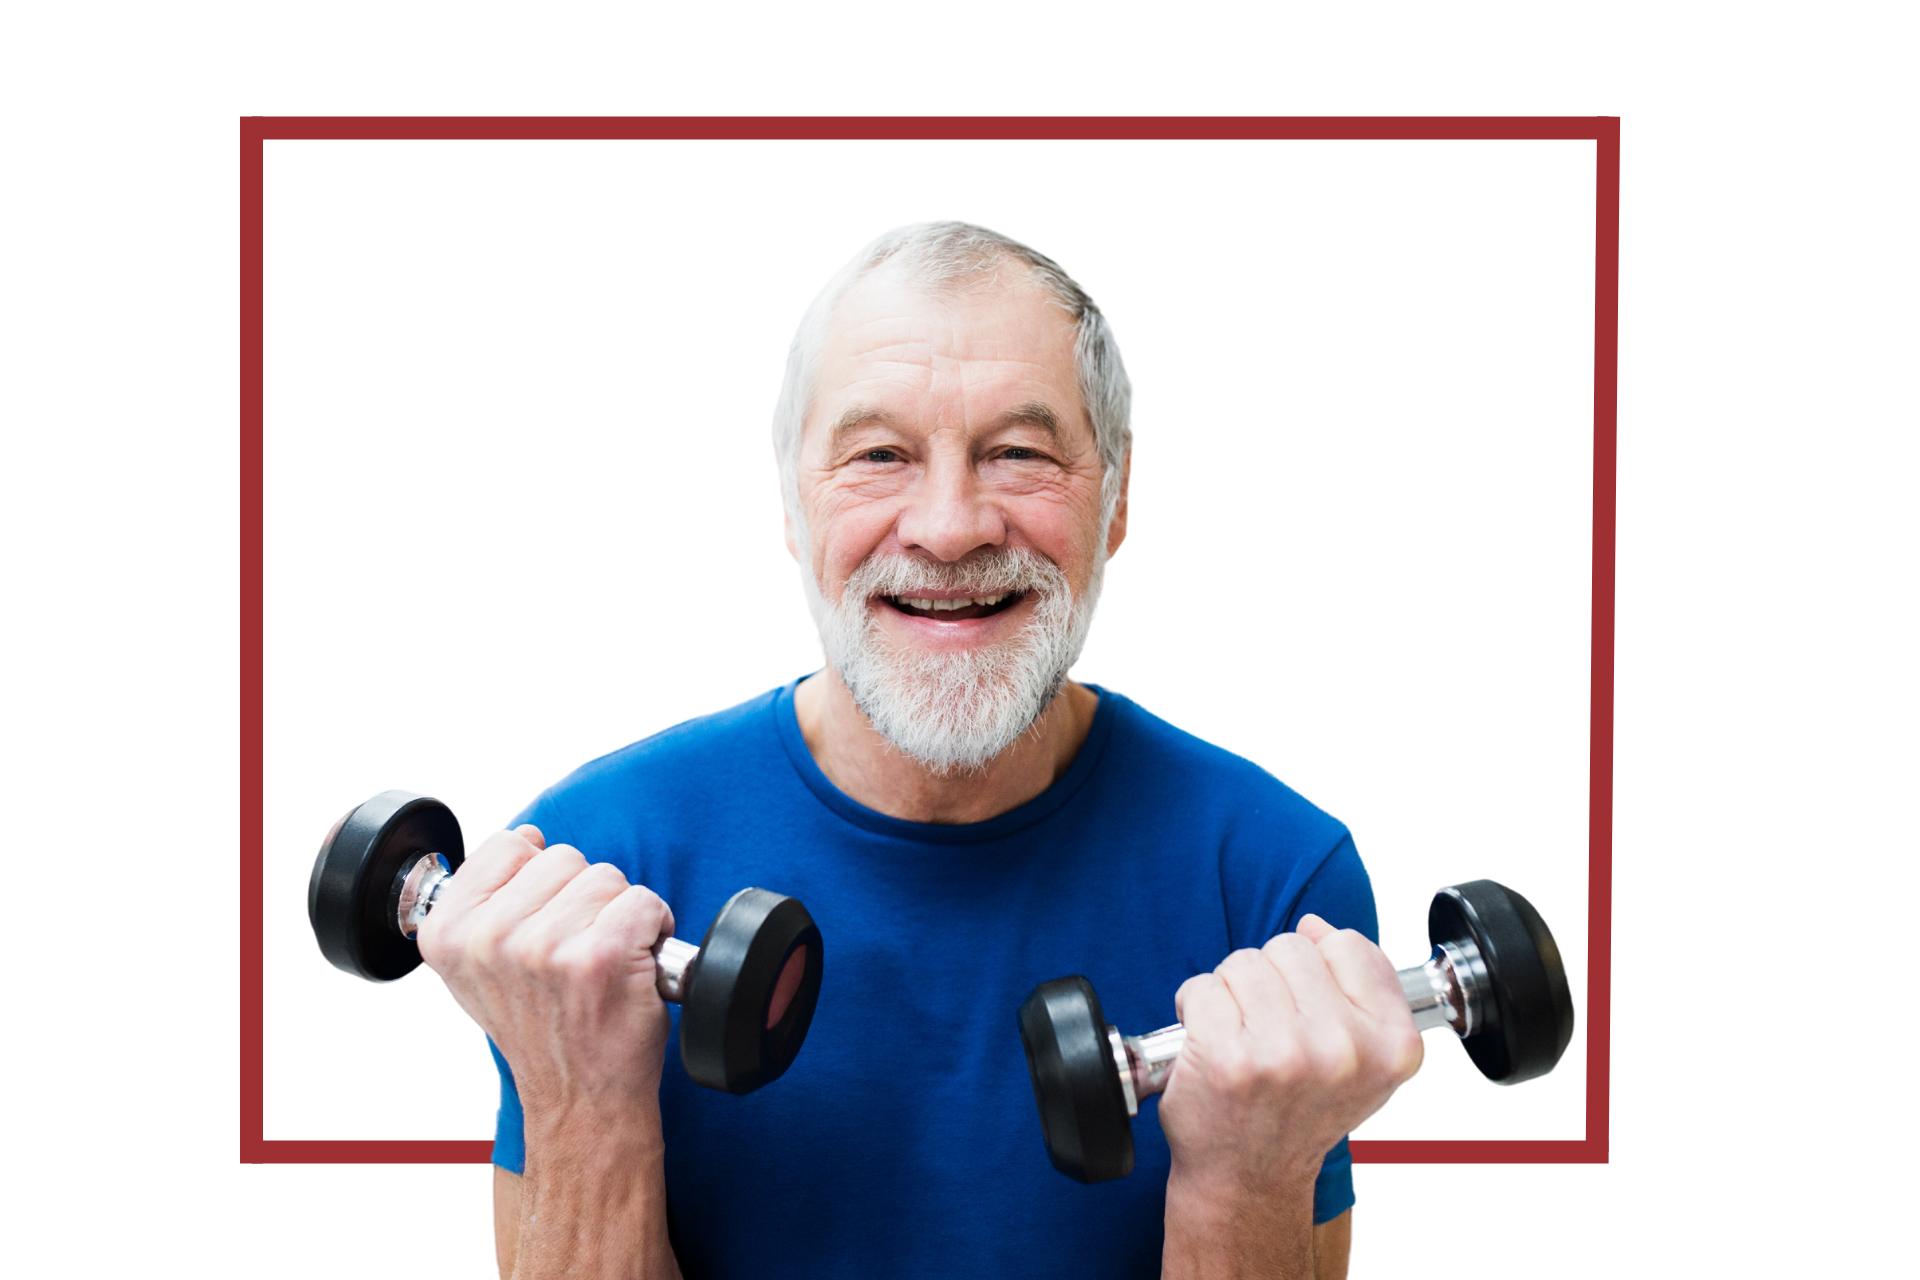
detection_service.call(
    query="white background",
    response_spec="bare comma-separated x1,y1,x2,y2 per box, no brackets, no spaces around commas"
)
4,4,1915,1278
265,137,1593,1146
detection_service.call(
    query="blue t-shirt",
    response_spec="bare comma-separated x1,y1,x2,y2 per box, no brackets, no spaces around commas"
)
493,679,1376,1278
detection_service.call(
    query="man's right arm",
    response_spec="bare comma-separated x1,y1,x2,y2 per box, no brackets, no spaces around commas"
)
417,824,683,1280
492,1125,675,1280
496,1168,520,1277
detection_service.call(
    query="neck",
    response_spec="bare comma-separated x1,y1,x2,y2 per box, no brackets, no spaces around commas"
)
792,668,1100,824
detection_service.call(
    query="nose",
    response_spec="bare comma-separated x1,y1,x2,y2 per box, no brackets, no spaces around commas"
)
894,447,1007,562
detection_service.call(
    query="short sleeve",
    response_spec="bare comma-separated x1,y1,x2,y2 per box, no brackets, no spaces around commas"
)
1314,1136,1354,1224
1287,834,1379,946
490,1037,527,1175
507,790,570,847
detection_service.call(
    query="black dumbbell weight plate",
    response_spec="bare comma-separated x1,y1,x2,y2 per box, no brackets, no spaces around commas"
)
678,888,824,1095
308,790,464,982
1430,880,1575,1085
1017,976,1134,1184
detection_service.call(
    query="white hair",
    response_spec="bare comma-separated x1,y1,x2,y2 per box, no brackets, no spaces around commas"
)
772,221,1133,553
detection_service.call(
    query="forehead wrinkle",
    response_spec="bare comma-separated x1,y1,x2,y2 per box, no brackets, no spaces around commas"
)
829,277,1071,367
812,284,1084,450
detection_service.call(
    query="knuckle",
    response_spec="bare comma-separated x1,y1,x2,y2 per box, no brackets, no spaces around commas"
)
552,949,596,983
603,884,665,932
1338,930,1389,968
1213,1050,1261,1096
1216,947,1264,978
1264,932,1307,955
1263,934,1318,971
556,937,621,985
1316,928,1358,955
473,829,517,857
1390,1027,1426,1080
1257,1039,1309,1088
583,861,629,892
465,917,509,959
546,844,590,875
1311,1037,1362,1086
473,828,535,868
500,932,548,974
417,922,453,968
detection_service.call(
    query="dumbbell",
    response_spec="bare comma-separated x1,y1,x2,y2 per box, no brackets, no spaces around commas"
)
307,789,824,1095
1017,879,1575,1182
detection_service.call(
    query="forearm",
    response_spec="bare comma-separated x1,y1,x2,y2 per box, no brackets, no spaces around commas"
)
510,1105,681,1280
1161,1168,1318,1280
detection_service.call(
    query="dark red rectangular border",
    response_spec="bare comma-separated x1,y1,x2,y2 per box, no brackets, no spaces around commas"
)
241,116,1618,1165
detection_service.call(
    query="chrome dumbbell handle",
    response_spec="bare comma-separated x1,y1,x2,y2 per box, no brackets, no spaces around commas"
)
395,852,456,937
1399,937,1489,1035
655,936,700,1000
392,850,700,1003
1105,939,1494,1118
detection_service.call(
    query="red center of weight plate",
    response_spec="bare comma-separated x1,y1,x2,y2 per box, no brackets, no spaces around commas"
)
766,945,808,1028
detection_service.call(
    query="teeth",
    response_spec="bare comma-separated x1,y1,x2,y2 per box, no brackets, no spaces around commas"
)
896,592,1011,613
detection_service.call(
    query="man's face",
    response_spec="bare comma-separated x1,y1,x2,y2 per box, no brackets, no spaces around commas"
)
792,270,1126,770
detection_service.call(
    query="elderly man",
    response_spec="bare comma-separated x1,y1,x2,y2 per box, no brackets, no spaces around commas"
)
420,223,1422,1279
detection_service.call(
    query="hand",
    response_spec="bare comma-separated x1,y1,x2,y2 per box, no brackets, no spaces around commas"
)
416,825,677,1129
1159,915,1423,1201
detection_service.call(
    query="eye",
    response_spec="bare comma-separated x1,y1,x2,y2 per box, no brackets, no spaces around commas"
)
862,449,901,463
1001,447,1040,461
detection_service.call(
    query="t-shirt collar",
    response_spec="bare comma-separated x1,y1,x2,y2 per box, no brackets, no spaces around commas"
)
771,675,1120,845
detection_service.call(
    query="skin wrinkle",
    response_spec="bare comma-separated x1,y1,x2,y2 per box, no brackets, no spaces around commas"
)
773,224,1133,574
827,401,1065,466
788,268,1120,817
801,285,1100,556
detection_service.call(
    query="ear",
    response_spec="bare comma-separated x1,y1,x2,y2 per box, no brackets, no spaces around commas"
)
783,509,799,562
1104,448,1131,558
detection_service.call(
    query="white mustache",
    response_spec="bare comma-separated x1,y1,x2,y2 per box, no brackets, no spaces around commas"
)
842,546,1065,602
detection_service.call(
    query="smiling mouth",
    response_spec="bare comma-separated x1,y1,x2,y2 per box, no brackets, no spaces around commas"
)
882,591,1027,622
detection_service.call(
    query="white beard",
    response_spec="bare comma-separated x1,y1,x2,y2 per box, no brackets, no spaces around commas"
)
804,545,1104,775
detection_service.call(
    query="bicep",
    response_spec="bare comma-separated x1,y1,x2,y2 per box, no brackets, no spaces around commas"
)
494,1165,522,1278
1314,1208,1351,1280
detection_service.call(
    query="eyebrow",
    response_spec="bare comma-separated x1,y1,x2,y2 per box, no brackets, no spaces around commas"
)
1000,402,1063,439
826,406,893,458
825,401,1064,456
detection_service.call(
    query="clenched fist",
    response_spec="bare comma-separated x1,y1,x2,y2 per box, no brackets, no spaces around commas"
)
1159,914,1423,1277
417,825,677,1124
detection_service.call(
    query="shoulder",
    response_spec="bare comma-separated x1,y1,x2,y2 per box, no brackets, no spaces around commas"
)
1095,690,1373,944
1099,690,1350,849
514,685,788,836
565,686,781,783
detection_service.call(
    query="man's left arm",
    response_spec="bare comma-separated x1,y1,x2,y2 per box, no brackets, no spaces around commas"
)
1313,1210,1351,1280
1158,914,1420,1280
